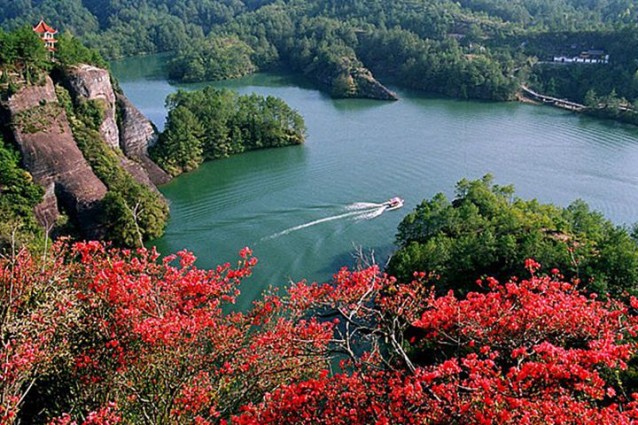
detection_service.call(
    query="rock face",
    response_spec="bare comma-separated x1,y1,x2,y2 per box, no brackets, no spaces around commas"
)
2,65,171,240
351,68,398,101
119,156,156,190
311,56,397,101
33,182,59,230
117,94,171,185
7,76,108,237
66,65,120,149
66,65,171,187
117,93,156,157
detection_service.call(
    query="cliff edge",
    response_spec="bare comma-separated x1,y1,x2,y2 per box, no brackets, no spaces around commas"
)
7,75,107,237
65,64,171,187
309,56,398,101
2,64,170,241
117,93,171,185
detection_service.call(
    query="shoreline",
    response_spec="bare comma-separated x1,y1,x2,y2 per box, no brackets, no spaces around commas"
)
517,88,638,127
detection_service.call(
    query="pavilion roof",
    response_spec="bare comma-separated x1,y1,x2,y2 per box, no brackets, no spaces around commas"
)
33,19,57,34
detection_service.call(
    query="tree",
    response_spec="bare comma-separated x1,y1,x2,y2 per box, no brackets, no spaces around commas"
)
389,175,638,296
12,25,50,83
4,242,333,423
0,245,78,423
584,88,599,108
55,31,106,68
0,136,43,251
168,36,256,83
152,88,305,176
151,105,204,175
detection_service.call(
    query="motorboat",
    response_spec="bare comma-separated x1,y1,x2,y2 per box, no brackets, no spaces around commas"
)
384,197,404,211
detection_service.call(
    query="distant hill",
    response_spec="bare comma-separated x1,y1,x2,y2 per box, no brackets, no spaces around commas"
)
2,1,636,108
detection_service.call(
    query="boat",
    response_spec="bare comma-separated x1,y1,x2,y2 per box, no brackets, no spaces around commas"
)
384,197,404,211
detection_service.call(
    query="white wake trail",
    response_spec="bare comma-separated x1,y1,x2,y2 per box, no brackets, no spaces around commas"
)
355,206,386,221
346,202,384,210
262,203,387,241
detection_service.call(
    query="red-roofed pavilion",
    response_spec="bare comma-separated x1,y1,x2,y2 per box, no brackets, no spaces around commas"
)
33,19,58,52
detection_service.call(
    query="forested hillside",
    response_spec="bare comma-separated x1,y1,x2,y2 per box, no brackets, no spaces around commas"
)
1,0,637,105
389,175,638,297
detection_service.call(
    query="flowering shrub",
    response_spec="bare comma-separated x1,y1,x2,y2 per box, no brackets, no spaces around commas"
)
3,242,638,424
2,242,332,424
1,244,77,424
236,261,638,424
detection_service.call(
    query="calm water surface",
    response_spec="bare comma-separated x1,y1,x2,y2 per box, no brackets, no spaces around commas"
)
111,55,638,309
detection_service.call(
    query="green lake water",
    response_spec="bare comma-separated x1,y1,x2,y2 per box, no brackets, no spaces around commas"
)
111,54,638,310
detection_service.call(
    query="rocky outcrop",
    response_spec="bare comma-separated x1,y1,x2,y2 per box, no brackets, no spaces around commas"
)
65,65,171,187
117,94,171,185
7,76,107,237
328,67,397,100
33,182,59,230
66,65,120,149
116,94,156,157
350,67,398,101
119,156,157,191
7,80,57,110
2,64,171,240
311,56,397,101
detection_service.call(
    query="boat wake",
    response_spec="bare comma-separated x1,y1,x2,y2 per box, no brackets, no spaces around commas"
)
262,201,388,241
346,202,384,210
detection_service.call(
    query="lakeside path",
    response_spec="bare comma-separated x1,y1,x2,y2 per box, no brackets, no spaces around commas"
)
520,85,585,112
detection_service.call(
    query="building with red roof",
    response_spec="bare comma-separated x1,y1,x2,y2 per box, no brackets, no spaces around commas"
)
33,19,58,53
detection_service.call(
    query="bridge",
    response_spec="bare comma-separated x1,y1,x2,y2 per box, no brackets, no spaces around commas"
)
520,85,585,112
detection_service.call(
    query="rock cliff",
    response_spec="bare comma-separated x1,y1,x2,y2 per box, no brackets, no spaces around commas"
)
7,76,107,237
2,64,171,240
117,94,171,185
66,65,120,149
312,56,397,101
66,65,171,188
350,67,398,101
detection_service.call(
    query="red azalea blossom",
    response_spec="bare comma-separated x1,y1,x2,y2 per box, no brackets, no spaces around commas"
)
3,243,638,423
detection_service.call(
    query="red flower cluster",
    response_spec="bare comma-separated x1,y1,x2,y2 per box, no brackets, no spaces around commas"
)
237,263,638,424
3,243,638,424
2,242,332,424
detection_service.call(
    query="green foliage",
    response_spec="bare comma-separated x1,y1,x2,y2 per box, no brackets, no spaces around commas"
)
0,0,636,103
151,87,306,176
0,136,43,251
0,1,513,100
0,0,99,36
55,31,107,68
358,28,517,100
75,98,106,131
0,25,51,84
72,121,169,246
168,36,256,82
55,83,74,115
521,27,638,120
152,105,204,175
3,1,636,104
389,175,638,297
14,102,65,134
